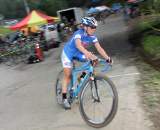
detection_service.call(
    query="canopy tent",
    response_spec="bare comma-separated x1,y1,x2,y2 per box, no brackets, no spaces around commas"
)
52,17,60,22
10,10,55,30
20,26,39,36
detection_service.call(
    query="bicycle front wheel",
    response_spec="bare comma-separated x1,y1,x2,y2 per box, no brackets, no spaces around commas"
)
79,74,118,128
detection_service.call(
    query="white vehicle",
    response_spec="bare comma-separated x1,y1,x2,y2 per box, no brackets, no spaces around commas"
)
57,7,84,24
39,24,59,42
5,19,18,26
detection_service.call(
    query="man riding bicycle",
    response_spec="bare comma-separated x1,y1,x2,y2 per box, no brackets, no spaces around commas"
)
61,17,112,109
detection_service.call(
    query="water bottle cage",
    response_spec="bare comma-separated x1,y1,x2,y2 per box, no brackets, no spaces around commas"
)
80,71,86,78
78,71,86,83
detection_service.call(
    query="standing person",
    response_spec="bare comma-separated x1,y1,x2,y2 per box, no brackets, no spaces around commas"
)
61,17,112,109
57,23,62,41
123,5,131,23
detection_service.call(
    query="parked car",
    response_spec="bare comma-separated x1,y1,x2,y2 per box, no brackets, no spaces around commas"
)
40,23,56,31
4,19,18,26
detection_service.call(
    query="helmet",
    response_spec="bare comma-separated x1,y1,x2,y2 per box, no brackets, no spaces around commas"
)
81,17,98,27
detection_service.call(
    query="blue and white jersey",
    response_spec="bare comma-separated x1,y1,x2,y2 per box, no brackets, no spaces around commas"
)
63,28,98,60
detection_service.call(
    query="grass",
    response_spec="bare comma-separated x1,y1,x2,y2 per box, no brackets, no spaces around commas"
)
137,20,151,31
136,60,160,130
130,13,160,129
142,35,160,59
136,14,160,32
142,71,160,108
0,26,14,36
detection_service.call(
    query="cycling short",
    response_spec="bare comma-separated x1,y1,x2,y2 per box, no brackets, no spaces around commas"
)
61,50,86,68
61,50,73,68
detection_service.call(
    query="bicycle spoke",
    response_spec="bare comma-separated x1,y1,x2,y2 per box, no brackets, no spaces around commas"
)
55,71,64,105
80,75,118,127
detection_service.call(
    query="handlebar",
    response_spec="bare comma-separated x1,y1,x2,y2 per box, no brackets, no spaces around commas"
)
90,58,112,65
91,58,112,72
73,57,112,73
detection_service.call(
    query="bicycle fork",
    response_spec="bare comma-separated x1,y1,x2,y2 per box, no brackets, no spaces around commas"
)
90,76,100,102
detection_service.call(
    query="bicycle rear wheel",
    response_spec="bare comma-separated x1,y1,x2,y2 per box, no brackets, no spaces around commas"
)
55,70,74,105
79,74,118,128
55,70,63,105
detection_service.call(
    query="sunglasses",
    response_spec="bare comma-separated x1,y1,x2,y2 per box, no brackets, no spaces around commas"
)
87,26,96,29
90,26,96,29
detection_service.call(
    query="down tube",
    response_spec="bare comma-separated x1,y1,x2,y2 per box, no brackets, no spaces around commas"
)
74,73,90,97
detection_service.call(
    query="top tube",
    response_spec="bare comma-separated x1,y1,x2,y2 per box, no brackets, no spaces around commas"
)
73,61,91,72
73,58,112,73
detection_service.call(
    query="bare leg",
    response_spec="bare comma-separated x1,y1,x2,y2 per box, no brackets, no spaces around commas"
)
62,67,72,109
62,67,72,94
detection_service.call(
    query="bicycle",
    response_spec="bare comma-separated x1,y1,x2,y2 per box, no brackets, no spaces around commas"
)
55,58,118,128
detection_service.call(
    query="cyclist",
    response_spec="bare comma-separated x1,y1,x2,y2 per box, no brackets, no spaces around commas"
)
61,17,112,109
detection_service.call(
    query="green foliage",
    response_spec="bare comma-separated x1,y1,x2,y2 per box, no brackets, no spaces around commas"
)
143,35,160,57
0,0,26,18
140,0,160,13
0,0,128,18
102,0,125,6
0,26,14,36
67,0,87,7
1,0,160,19
38,0,69,16
152,0,160,13
137,16,160,32
138,61,160,111
2,0,159,18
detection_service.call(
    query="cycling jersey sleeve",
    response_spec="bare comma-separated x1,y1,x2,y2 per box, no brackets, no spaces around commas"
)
74,34,81,39
90,35,98,44
93,37,98,43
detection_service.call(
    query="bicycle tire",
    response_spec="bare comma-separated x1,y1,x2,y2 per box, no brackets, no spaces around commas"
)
55,70,63,105
79,73,118,128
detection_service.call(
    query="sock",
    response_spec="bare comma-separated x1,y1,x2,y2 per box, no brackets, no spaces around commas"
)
62,93,67,99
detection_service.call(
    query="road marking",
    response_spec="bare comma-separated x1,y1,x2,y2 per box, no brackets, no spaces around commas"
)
109,73,140,78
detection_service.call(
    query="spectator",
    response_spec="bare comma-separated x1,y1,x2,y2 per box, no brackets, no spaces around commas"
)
123,5,131,23
57,23,62,41
62,16,68,25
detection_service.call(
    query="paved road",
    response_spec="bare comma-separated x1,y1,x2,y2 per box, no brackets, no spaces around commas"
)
0,15,154,130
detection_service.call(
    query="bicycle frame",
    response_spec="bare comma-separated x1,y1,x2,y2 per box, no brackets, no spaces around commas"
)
68,61,93,99
68,59,111,101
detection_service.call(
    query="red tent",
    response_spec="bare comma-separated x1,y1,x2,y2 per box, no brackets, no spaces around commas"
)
10,10,54,30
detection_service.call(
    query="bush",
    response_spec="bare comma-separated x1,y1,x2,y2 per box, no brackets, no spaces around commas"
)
136,15,160,32
142,35,160,58
0,26,13,36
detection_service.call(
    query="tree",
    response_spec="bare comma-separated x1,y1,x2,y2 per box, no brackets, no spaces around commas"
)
153,0,160,13
38,0,68,16
0,0,25,18
140,0,160,13
0,0,130,19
